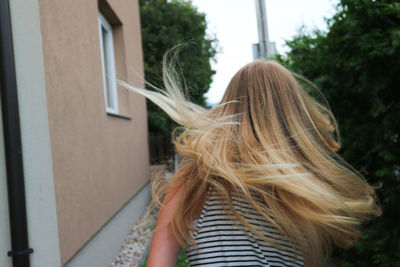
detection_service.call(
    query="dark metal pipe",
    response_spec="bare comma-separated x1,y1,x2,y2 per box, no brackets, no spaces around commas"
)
0,0,33,266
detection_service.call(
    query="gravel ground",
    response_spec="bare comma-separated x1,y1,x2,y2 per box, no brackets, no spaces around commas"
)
110,207,156,267
110,164,170,267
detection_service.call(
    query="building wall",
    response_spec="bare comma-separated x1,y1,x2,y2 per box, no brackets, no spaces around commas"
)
64,183,151,267
37,0,149,263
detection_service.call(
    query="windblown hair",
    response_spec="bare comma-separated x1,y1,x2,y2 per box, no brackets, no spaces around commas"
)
119,53,381,266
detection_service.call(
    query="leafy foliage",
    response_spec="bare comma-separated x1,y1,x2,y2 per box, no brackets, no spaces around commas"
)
139,0,218,137
176,248,189,267
274,0,400,265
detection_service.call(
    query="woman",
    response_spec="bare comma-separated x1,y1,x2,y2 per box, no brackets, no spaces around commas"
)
120,55,381,267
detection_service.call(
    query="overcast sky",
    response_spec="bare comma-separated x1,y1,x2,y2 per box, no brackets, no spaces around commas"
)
190,0,339,104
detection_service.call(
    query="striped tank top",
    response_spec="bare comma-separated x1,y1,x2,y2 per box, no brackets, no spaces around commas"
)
185,191,305,267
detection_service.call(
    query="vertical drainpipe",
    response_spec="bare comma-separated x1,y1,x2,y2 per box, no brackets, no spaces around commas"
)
0,0,33,266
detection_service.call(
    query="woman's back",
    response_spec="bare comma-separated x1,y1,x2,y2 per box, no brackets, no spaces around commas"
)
123,57,381,266
186,190,304,267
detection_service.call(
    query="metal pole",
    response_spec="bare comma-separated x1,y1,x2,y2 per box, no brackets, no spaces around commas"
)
0,0,33,266
255,0,271,58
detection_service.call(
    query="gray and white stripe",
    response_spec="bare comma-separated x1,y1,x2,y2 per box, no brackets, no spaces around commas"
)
185,192,304,267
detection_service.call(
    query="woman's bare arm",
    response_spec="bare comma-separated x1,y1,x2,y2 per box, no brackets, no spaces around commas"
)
146,186,182,267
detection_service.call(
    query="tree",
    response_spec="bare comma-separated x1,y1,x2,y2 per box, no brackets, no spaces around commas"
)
274,0,400,265
139,0,218,138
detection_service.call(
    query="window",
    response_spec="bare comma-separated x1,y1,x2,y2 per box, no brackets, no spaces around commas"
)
98,12,118,114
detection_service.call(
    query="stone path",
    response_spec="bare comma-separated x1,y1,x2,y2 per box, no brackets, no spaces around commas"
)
110,206,156,267
110,164,169,267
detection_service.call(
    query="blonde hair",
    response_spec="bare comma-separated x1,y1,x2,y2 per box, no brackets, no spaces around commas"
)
119,53,381,266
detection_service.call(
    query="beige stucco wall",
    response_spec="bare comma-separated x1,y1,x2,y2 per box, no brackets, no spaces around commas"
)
37,0,149,264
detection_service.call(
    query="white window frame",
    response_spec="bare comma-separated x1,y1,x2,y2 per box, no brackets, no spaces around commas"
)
98,12,119,114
